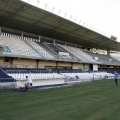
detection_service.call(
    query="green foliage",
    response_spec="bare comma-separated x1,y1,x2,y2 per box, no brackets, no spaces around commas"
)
0,80,120,120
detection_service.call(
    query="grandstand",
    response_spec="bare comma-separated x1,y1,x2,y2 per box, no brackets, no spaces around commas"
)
0,0,120,88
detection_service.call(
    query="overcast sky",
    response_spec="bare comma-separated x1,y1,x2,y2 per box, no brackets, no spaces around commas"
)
22,0,120,42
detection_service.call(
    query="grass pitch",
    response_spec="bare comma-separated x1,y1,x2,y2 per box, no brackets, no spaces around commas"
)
0,79,120,120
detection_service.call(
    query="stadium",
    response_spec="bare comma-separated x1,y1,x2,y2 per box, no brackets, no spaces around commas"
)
0,0,120,120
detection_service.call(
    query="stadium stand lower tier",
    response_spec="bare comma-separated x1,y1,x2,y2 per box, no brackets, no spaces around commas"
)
0,69,15,82
0,67,115,89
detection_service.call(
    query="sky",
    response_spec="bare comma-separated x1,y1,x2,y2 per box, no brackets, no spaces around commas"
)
22,0,120,42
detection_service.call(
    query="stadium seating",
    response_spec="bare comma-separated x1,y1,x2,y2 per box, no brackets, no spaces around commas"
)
0,32,119,86
1,33,120,66
0,34,40,57
26,40,54,59
111,55,120,62
58,44,99,63
2,68,64,80
0,66,115,88
0,69,15,82
52,68,82,73
84,51,120,65
38,43,79,61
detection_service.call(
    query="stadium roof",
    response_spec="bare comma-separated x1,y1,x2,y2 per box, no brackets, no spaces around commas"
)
0,0,120,51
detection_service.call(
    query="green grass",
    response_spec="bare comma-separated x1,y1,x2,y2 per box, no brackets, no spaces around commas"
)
0,80,120,120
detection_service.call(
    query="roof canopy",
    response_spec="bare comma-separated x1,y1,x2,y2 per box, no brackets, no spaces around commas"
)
0,0,120,51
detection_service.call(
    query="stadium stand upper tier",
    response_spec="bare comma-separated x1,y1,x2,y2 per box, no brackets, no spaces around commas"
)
111,55,120,62
0,32,120,65
58,44,100,63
